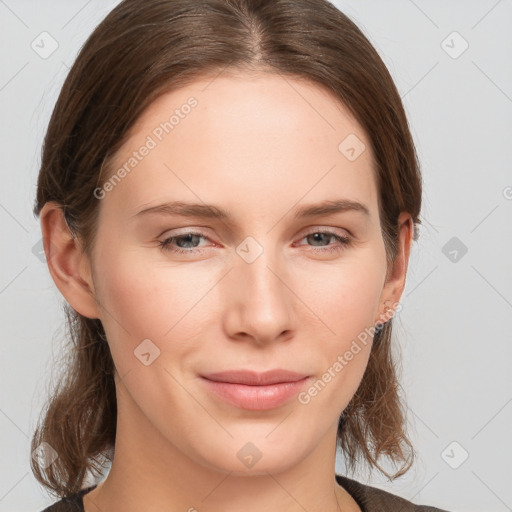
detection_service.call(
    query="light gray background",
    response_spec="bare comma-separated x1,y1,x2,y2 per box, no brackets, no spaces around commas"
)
1,1,511,511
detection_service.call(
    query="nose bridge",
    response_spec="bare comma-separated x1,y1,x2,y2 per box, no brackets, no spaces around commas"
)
225,235,293,342
241,248,285,304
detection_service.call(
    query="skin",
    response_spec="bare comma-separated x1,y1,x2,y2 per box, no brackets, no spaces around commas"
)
40,70,413,512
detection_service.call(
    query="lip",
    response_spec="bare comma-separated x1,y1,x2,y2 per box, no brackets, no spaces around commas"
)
200,369,311,411
201,369,309,385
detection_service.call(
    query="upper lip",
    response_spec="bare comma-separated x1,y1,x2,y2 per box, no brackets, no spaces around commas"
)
201,369,309,385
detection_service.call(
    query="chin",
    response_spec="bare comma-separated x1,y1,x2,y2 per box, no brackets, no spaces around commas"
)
189,435,306,477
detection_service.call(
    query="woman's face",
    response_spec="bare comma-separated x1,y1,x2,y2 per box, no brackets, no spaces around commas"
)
85,71,400,475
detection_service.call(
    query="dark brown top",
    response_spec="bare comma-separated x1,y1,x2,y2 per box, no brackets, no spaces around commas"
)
41,474,450,511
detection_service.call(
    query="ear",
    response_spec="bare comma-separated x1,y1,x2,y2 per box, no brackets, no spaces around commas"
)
376,212,414,322
39,202,101,319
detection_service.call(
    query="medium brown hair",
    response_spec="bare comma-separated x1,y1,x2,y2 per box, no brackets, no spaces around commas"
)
31,0,422,498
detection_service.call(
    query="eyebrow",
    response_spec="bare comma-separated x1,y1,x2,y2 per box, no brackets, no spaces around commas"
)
132,199,370,221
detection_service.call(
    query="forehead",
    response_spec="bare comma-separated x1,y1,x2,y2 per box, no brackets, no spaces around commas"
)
128,70,366,149
103,71,378,220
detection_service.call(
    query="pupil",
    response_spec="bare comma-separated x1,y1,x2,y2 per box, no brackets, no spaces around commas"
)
309,233,328,246
180,234,197,248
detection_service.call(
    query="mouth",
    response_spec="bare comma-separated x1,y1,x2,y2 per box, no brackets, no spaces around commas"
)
199,369,311,411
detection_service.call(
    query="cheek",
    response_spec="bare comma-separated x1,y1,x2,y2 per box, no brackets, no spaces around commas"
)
303,253,385,344
91,249,213,370
295,285,378,424
295,251,385,401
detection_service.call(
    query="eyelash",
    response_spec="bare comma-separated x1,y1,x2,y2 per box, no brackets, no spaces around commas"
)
158,229,352,255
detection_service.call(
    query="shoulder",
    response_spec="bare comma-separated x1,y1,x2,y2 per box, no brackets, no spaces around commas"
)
336,474,450,512
39,485,97,512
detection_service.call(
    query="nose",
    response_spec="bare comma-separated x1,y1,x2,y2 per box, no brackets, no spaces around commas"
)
222,245,295,346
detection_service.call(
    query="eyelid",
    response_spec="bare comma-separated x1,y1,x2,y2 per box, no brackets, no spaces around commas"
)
159,225,350,244
300,225,351,238
158,225,353,256
160,228,213,246
158,227,212,243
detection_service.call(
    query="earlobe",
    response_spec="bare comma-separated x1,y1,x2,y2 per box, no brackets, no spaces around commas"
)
39,202,101,319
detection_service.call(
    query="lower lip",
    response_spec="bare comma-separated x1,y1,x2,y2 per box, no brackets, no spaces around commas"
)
200,377,310,411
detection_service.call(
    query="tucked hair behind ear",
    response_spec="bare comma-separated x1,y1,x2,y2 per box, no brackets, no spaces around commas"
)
32,0,421,497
